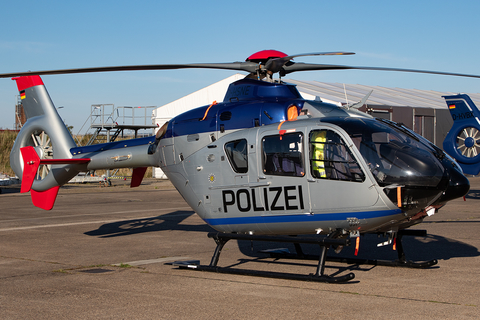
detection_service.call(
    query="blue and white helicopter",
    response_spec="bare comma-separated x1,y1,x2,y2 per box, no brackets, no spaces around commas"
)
1,50,476,282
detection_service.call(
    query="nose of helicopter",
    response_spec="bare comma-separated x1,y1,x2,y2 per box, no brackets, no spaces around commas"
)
433,160,470,205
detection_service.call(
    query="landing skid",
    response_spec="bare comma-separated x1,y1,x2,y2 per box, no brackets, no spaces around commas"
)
326,256,437,268
172,232,355,283
266,230,438,269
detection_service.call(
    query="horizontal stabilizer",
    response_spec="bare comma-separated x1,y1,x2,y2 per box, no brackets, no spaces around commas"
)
131,167,147,188
20,147,41,193
31,186,60,210
20,146,91,193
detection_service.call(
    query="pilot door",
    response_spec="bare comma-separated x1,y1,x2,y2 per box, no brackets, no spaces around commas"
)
306,127,378,213
258,129,310,216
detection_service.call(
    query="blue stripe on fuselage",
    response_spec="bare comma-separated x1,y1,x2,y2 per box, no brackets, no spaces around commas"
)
203,209,402,226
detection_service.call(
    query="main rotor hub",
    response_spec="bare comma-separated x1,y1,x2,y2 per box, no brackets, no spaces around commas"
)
246,50,288,64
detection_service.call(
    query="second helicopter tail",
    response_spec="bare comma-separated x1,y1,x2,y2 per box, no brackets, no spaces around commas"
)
443,94,480,175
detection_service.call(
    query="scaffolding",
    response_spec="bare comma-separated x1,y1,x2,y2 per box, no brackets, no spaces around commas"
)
15,95,25,130
75,104,158,146
71,104,158,185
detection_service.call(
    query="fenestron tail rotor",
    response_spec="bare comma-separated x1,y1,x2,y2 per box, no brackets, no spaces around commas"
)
30,130,53,180
456,126,480,158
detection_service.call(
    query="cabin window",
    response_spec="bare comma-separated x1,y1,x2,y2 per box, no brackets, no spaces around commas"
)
310,130,364,182
225,139,248,173
262,133,305,177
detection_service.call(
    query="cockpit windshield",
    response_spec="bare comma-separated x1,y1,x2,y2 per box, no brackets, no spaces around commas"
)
322,118,445,188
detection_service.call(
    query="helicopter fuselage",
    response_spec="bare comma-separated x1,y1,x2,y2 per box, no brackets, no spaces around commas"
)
152,78,467,236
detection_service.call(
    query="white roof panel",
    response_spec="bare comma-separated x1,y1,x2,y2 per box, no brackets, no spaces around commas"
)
286,79,480,109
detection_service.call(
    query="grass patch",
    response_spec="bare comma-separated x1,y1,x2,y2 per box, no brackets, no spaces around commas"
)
0,130,18,176
53,269,68,273
85,264,108,268
117,263,133,268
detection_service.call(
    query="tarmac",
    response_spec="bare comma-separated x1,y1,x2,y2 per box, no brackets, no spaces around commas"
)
0,177,479,319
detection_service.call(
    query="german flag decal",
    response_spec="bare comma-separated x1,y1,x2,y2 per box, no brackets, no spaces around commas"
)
20,90,26,100
448,104,456,109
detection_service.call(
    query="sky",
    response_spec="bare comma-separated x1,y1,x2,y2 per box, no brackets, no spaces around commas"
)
1,0,480,131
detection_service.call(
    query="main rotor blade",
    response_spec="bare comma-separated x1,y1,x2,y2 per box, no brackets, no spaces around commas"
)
2,59,480,80
0,62,259,78
282,63,480,79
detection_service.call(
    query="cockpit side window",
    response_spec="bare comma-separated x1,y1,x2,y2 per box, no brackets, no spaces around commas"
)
262,133,305,177
310,130,365,182
225,139,248,173
321,118,445,188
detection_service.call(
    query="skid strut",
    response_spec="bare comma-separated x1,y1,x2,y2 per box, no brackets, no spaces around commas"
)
173,232,355,283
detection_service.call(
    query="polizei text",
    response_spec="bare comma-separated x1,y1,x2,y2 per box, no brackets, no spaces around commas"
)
222,185,305,213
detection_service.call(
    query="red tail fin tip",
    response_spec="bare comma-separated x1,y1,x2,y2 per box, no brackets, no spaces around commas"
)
131,167,147,188
31,186,60,210
12,75,44,91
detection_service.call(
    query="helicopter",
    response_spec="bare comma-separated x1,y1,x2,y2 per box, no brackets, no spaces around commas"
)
0,50,476,283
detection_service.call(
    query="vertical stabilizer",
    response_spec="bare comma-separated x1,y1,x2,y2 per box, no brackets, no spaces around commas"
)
443,94,480,175
10,75,80,196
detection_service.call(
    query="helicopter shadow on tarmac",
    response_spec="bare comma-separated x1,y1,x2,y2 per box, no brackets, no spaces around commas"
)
84,210,215,238
83,210,365,279
84,209,479,271
221,230,479,281
465,188,480,199
236,232,480,263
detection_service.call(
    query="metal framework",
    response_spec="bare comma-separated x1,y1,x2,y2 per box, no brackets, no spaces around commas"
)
71,104,158,184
